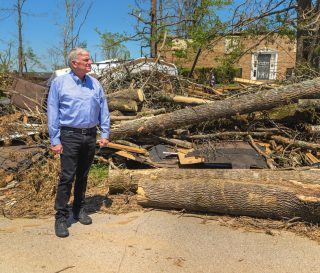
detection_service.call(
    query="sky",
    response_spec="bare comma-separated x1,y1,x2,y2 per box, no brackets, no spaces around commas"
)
0,0,146,70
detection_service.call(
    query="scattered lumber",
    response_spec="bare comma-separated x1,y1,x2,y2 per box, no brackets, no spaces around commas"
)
107,168,320,223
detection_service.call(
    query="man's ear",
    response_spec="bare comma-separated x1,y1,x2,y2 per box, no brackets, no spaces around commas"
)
72,60,77,68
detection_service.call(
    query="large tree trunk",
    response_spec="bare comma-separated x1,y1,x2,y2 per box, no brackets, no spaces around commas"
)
109,77,320,140
107,168,320,223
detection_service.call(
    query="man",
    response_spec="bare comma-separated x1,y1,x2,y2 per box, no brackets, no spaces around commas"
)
47,48,110,238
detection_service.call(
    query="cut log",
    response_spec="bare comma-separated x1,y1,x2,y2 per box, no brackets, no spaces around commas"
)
109,77,320,140
107,168,320,223
108,99,138,113
110,110,124,116
154,91,214,105
107,88,144,103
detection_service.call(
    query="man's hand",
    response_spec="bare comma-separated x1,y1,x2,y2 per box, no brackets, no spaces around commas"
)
51,144,63,154
99,138,109,148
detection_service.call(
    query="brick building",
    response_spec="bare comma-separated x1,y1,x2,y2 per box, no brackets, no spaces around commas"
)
163,34,296,81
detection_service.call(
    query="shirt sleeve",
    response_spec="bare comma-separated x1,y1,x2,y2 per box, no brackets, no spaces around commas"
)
47,79,61,145
99,84,110,139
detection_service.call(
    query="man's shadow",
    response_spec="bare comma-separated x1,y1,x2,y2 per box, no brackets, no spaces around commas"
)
66,194,111,227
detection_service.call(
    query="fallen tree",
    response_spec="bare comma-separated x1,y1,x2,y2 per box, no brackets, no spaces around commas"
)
107,168,320,223
109,77,320,140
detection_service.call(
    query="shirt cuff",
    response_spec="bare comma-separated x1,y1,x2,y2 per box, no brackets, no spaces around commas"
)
51,137,61,146
101,132,109,139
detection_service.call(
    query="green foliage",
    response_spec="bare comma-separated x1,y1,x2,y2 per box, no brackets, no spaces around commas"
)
96,30,130,60
179,65,240,84
0,41,14,72
24,47,46,72
174,49,187,59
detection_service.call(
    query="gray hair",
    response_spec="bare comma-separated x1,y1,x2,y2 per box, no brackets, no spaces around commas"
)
67,48,88,68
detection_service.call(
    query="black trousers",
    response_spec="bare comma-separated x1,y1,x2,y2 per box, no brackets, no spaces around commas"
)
55,128,96,220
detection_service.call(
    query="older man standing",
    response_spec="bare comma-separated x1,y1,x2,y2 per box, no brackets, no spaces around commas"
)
47,48,110,238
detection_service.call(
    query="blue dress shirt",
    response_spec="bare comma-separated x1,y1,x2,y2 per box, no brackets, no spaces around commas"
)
47,71,110,145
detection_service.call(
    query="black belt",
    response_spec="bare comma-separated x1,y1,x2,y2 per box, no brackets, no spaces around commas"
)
61,126,97,135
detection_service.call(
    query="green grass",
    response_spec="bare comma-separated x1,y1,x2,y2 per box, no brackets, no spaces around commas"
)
88,163,109,186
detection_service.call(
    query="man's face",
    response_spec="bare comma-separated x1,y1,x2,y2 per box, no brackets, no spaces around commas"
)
72,51,92,78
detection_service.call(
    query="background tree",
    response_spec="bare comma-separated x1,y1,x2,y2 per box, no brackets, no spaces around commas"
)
49,0,93,67
16,0,26,76
0,41,14,72
130,0,231,57
96,30,130,60
24,47,46,72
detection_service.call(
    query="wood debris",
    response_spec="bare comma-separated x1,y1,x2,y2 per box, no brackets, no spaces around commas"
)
1,67,320,222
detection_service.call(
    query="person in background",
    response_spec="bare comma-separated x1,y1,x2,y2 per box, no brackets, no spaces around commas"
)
209,72,216,88
47,48,110,238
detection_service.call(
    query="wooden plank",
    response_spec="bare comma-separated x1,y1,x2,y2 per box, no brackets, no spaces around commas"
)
177,149,204,165
115,150,136,160
305,153,320,164
98,141,149,155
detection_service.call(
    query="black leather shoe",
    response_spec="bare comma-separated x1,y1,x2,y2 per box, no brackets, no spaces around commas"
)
73,209,92,225
55,218,69,238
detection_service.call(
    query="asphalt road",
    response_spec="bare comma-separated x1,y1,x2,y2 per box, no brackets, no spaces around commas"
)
0,210,319,273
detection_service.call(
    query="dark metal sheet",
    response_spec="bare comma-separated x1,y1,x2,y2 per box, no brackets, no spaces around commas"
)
187,142,268,169
0,145,45,172
11,78,48,112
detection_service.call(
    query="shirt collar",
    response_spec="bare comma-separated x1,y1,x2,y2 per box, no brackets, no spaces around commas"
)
69,70,88,84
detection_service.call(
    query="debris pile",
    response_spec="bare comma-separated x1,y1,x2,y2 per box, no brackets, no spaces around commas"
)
1,63,320,222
